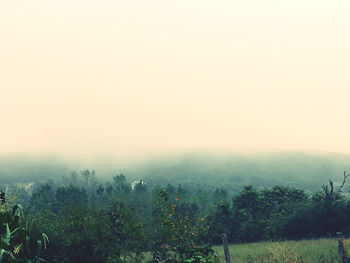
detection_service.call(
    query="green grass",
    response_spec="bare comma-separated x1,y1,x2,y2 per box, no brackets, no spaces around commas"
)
214,238,349,263
122,238,348,262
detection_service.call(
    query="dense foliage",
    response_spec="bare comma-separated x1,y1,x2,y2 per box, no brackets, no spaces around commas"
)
0,192,48,263
2,169,350,262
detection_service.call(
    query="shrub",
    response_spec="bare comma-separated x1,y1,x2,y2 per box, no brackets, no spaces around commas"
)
0,191,48,263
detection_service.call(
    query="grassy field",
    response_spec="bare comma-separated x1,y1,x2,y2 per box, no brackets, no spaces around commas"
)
214,238,350,263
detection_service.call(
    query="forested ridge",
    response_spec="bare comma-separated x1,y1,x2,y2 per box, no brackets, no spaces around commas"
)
1,152,350,191
2,167,350,262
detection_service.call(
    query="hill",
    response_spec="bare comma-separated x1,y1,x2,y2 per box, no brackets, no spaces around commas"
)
124,151,350,192
1,151,350,192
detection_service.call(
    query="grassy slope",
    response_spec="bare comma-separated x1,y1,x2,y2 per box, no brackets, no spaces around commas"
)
214,238,350,263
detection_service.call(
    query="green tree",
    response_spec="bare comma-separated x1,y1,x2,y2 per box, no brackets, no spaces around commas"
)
233,186,265,242
151,186,213,262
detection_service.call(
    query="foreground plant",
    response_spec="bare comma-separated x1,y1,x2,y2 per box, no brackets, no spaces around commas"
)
0,191,48,263
151,187,216,262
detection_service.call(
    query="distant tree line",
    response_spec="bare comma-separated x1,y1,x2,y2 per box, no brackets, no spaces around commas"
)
2,170,350,262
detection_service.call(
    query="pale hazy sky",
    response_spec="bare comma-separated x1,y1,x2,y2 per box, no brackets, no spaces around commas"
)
1,0,350,156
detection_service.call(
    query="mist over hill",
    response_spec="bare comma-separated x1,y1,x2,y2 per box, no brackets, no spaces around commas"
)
0,154,71,184
1,151,350,192
124,151,350,192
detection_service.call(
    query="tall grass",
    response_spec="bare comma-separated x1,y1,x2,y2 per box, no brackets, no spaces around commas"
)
214,238,348,263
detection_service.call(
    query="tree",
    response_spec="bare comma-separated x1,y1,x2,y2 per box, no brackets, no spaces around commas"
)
207,199,234,244
233,186,265,242
151,186,213,262
261,186,308,239
105,199,146,262
30,184,55,212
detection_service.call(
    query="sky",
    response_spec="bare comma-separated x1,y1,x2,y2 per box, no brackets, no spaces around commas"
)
1,0,350,156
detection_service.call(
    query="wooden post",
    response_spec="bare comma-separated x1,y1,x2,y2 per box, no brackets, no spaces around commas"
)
338,236,347,263
221,233,231,263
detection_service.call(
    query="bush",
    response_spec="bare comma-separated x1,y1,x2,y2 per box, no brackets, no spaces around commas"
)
0,191,48,263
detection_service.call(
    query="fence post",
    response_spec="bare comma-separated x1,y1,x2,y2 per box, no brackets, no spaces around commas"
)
221,233,231,263
338,232,347,263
